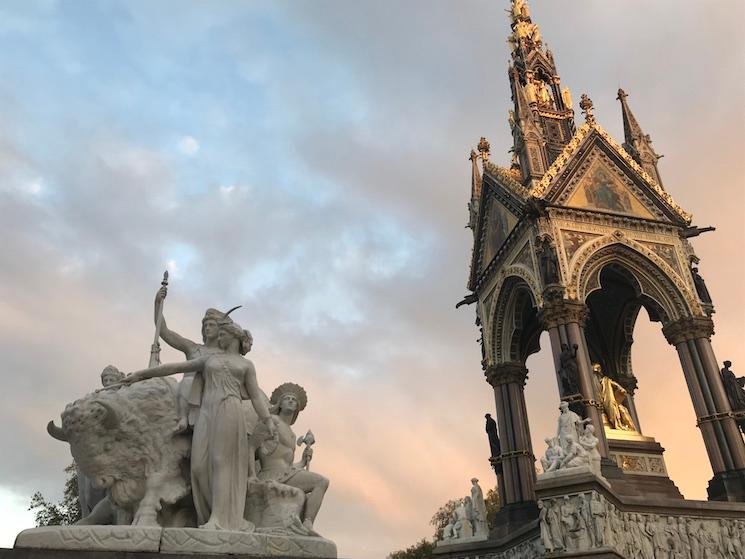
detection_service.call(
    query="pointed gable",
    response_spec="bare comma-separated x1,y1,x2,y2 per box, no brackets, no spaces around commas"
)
564,156,655,219
530,123,692,225
467,165,528,289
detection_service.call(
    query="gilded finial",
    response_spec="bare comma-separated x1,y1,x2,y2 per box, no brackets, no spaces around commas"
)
511,0,530,21
579,94,596,125
477,137,491,161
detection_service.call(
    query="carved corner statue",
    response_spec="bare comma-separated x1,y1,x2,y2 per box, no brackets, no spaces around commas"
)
485,413,503,475
592,364,637,432
690,266,712,304
36,276,337,558
558,343,580,396
437,479,489,546
537,236,560,285
540,402,602,479
720,360,745,434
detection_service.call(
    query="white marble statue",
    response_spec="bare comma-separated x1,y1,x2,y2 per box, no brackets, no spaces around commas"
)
47,376,192,527
470,478,489,536
540,403,601,479
121,316,273,531
540,436,564,472
436,478,491,546
248,383,329,534
75,366,126,520
32,281,338,557
579,424,601,476
557,401,591,449
454,503,473,538
153,286,243,431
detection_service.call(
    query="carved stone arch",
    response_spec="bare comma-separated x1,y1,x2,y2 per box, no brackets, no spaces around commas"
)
570,234,697,324
490,272,543,366
569,242,691,396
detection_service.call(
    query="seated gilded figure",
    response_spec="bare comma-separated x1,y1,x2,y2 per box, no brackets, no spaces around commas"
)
592,363,637,431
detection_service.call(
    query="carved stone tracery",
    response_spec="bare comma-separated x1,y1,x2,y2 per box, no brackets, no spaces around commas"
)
572,239,696,323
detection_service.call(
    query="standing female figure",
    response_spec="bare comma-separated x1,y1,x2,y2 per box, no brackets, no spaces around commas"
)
123,318,272,531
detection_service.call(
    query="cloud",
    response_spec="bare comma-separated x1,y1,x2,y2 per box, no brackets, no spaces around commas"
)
0,2,743,558
177,135,200,157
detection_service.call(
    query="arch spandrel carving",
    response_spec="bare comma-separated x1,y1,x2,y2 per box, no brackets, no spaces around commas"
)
568,235,702,324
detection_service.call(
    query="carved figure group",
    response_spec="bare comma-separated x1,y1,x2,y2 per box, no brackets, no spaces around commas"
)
47,283,330,537
540,402,601,476
539,490,745,559
438,479,488,545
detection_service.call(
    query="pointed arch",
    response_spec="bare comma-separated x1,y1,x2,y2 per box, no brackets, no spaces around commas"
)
490,273,543,365
569,235,700,325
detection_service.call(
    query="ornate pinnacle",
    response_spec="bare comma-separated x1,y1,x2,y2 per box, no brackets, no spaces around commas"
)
579,94,596,125
477,137,491,161
511,0,530,22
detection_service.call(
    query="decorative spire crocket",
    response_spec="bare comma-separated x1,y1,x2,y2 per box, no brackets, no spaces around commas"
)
617,88,665,187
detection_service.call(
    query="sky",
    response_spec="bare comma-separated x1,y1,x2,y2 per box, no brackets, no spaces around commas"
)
0,1,743,557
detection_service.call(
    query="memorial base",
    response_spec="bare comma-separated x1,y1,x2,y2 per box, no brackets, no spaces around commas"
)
12,526,337,558
431,471,745,558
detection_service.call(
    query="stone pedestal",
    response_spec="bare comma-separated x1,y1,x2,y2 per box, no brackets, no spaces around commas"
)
245,480,307,531
13,526,337,558
605,434,683,500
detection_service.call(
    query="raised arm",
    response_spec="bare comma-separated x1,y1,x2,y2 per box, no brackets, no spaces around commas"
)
125,355,208,384
243,360,270,421
154,287,198,355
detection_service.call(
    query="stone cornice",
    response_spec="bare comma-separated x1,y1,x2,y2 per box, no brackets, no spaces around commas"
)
485,362,529,387
662,316,715,345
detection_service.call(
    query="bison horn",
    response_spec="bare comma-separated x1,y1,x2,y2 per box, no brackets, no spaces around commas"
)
46,421,68,442
96,401,120,430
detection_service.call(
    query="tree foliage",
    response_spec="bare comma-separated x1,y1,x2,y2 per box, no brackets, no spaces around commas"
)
387,539,435,559
28,463,81,526
485,486,500,528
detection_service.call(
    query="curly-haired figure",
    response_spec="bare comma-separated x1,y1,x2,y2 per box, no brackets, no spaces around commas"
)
251,383,329,532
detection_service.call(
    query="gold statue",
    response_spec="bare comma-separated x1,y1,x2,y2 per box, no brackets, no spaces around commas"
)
561,87,573,110
592,364,637,431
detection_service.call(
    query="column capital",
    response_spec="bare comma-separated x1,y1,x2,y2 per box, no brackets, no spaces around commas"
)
663,316,715,345
485,362,529,387
538,288,589,329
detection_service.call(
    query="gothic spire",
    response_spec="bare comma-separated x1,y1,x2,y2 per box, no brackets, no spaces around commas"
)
467,142,486,230
617,88,664,187
506,0,576,186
